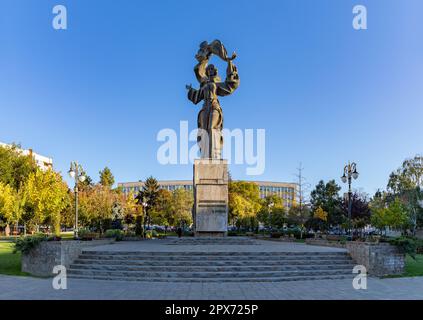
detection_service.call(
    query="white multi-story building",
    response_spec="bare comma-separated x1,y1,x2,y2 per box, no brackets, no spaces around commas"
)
119,180,298,208
0,142,53,170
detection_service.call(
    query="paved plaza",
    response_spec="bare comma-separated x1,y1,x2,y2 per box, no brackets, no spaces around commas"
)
0,240,422,300
0,274,422,300
81,238,348,253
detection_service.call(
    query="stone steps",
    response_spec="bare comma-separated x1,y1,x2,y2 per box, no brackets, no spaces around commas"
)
69,264,355,272
77,254,348,262
80,250,348,256
68,250,355,282
168,237,257,245
68,273,354,282
73,258,353,266
68,268,353,279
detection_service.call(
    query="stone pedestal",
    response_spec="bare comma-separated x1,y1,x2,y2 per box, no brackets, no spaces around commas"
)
193,159,228,237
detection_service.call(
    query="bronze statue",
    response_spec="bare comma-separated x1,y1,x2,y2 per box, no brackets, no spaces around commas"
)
186,40,240,159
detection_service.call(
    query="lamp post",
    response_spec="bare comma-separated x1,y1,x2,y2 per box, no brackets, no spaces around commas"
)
268,201,274,233
68,161,86,239
142,201,148,238
341,162,359,238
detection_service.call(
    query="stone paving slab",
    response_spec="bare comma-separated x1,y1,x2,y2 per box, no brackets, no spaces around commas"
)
82,238,347,253
0,274,422,300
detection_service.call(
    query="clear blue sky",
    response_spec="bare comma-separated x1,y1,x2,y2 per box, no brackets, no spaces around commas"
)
0,0,422,198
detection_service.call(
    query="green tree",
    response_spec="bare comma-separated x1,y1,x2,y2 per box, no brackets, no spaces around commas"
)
150,189,173,228
0,144,37,191
99,167,115,188
172,188,193,228
23,169,70,235
269,207,286,229
388,155,422,193
257,195,285,230
75,185,118,233
0,182,16,229
120,190,138,225
304,206,329,232
371,198,409,235
387,155,423,233
136,176,160,232
314,206,328,222
310,180,344,227
228,181,262,229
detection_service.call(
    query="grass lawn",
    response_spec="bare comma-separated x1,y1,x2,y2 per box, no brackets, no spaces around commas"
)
157,231,177,237
404,254,423,277
60,231,74,240
0,242,29,276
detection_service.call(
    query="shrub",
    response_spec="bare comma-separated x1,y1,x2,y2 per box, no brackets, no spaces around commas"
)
14,234,47,254
105,229,124,241
47,235,62,241
144,230,159,239
389,236,419,259
271,232,282,238
339,236,348,245
182,230,194,237
416,239,423,254
78,228,98,241
78,228,89,238
124,231,136,238
292,230,302,239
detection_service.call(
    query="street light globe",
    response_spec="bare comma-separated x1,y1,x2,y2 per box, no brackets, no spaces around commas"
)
79,175,86,183
352,171,359,180
341,175,347,183
68,170,75,179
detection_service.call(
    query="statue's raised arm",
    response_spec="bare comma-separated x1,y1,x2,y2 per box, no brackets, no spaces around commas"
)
216,60,240,97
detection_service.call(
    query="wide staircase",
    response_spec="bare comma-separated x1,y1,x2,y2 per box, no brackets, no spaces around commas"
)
68,250,356,282
168,237,258,245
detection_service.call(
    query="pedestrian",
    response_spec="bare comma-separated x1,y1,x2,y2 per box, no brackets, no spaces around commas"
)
177,227,182,238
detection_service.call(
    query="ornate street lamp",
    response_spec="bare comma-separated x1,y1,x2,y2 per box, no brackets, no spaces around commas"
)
268,201,274,233
68,161,86,239
142,201,148,238
341,162,359,238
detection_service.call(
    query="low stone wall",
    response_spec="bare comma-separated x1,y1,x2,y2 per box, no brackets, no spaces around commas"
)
346,242,405,276
22,239,114,277
305,238,346,248
305,239,405,276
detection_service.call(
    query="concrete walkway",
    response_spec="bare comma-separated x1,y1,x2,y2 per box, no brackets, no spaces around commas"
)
2,240,420,300
0,274,422,300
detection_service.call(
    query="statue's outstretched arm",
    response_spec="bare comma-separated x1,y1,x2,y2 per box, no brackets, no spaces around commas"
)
216,60,240,97
187,85,204,105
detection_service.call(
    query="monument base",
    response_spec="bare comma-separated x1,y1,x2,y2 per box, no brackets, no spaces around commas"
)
193,159,228,237
194,232,225,238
